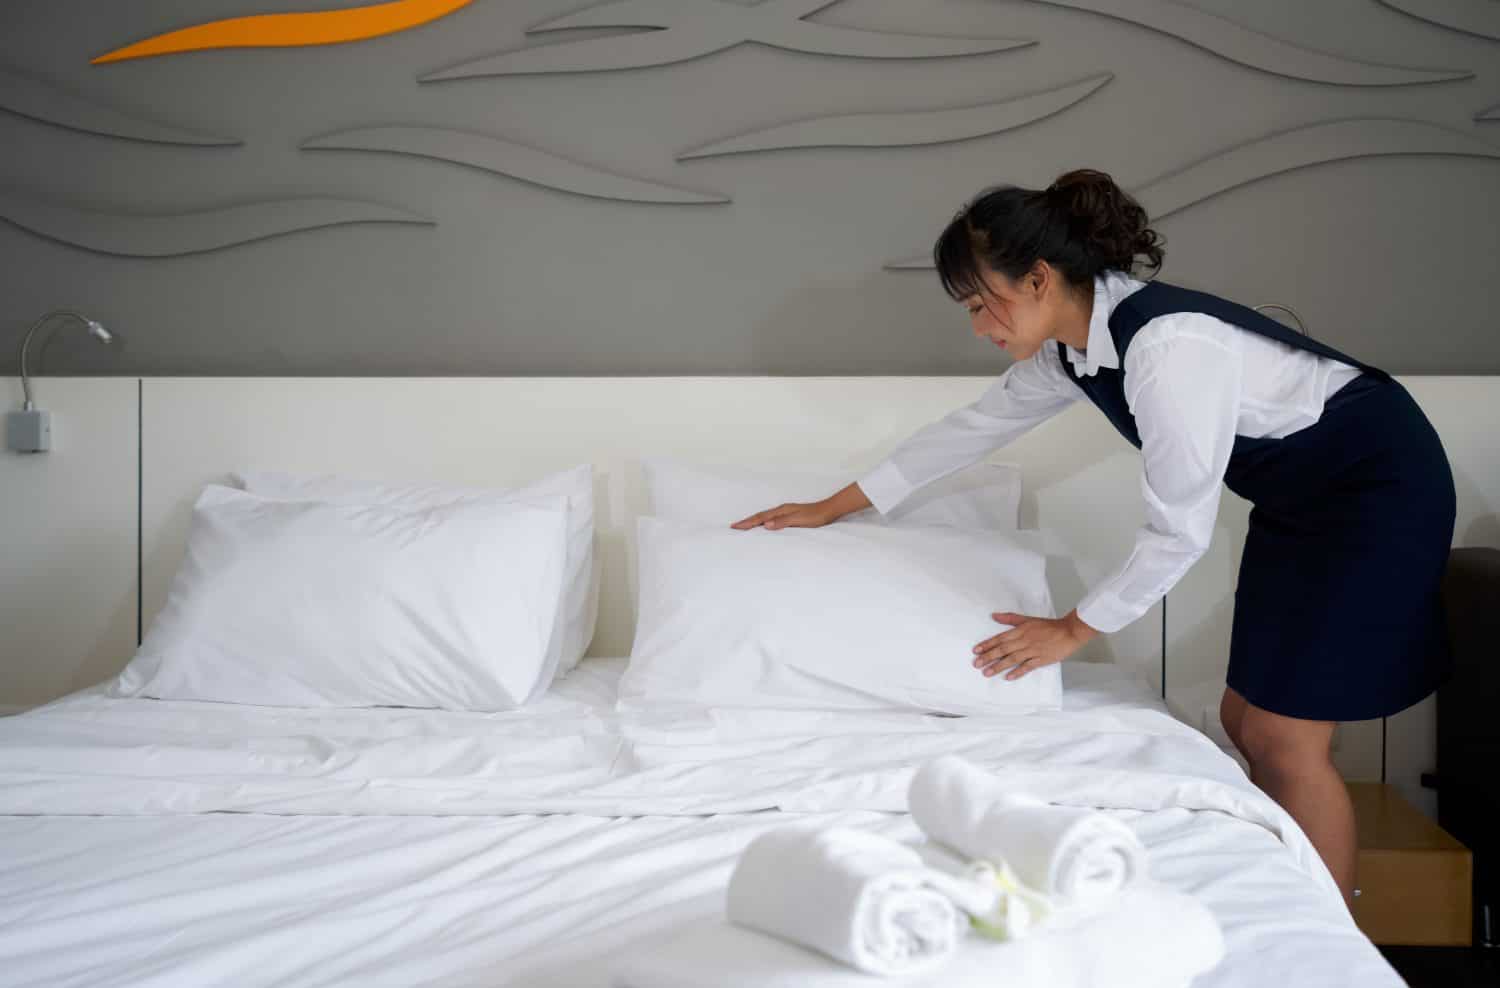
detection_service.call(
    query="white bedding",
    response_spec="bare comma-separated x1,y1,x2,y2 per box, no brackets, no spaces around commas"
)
0,658,1402,987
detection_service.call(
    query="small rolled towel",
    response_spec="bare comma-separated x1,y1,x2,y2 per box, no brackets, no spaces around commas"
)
909,755,1148,907
726,826,972,976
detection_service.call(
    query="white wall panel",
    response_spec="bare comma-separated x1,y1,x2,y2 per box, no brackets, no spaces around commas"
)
0,377,137,710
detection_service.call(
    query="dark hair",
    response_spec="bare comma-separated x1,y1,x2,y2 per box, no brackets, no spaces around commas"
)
934,168,1164,301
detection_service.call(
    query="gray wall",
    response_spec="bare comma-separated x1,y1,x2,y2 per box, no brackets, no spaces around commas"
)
1,0,1497,377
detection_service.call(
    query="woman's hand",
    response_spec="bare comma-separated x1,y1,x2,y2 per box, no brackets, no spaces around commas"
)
972,610,1100,680
730,482,873,531
730,500,837,531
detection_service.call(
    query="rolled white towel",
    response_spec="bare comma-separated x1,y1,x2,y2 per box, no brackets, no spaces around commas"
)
909,755,1148,907
726,826,971,976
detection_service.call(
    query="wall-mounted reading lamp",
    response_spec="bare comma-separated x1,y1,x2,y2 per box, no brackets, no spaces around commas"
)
6,309,113,453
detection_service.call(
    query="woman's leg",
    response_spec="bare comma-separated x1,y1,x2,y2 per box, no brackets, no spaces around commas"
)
1237,701,1357,910
1219,685,1249,756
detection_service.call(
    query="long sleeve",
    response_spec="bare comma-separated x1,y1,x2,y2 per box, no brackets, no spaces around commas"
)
1074,317,1243,633
858,348,1083,515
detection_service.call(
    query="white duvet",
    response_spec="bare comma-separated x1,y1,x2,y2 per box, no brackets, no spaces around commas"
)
0,659,1402,987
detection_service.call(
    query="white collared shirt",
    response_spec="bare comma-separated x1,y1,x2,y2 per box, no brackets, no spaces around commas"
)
858,270,1363,634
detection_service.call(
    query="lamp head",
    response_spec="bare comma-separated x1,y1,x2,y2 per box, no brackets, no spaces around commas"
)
16,310,115,413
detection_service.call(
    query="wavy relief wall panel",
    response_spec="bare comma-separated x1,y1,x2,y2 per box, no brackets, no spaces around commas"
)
883,119,1500,269
678,74,1111,159
1132,118,1500,221
1377,0,1500,42
0,0,1492,370
0,194,432,257
0,64,238,146
302,126,729,203
423,0,1031,79
1020,0,1471,85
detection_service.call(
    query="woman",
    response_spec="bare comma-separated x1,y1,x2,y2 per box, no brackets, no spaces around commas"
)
731,168,1456,909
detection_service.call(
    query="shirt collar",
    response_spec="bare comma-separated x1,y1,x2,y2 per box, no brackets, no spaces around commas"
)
1062,271,1142,377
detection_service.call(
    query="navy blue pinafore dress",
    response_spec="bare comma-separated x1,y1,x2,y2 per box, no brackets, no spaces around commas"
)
1060,281,1455,722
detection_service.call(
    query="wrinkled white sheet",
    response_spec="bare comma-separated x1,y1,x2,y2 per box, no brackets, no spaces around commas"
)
0,659,1402,987
610,881,1224,988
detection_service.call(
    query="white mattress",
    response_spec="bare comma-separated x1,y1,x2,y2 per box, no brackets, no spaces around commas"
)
0,658,1400,987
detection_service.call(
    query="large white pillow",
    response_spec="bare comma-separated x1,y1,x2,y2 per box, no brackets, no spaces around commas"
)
115,485,571,711
643,458,1021,530
621,517,1061,715
233,464,598,682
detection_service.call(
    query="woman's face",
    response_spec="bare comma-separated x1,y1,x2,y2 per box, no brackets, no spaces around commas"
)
960,264,1052,362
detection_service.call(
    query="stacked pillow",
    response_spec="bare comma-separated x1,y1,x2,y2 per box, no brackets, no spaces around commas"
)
113,465,596,711
622,459,1061,716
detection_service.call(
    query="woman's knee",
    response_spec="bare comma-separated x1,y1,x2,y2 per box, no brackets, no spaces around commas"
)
1237,706,1335,772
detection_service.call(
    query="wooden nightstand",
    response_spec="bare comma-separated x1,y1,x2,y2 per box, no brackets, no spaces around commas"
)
1348,782,1473,946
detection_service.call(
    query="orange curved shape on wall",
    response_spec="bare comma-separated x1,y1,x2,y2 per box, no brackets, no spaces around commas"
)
92,0,475,64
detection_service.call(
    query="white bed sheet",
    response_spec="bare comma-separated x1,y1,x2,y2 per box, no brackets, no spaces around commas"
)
0,658,1401,987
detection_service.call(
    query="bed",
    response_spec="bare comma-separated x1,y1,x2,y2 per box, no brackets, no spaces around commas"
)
0,377,1423,986
0,654,1400,986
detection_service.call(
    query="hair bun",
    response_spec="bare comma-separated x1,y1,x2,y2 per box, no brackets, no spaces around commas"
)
932,167,1167,302
1046,169,1163,277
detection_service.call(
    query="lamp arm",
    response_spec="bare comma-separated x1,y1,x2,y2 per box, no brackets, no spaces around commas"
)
18,310,90,410
1252,302,1308,337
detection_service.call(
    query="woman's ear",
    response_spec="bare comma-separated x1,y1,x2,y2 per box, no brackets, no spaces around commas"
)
1027,261,1050,298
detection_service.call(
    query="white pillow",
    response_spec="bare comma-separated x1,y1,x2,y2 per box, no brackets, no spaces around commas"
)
115,485,571,711
621,517,1061,715
232,464,598,682
643,458,1021,530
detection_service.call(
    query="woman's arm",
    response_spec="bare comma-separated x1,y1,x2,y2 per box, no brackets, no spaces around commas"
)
972,315,1242,679
734,350,1080,531
859,349,1083,516
1073,315,1242,634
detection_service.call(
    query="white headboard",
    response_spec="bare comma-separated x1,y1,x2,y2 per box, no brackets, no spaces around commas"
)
7,374,1496,815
